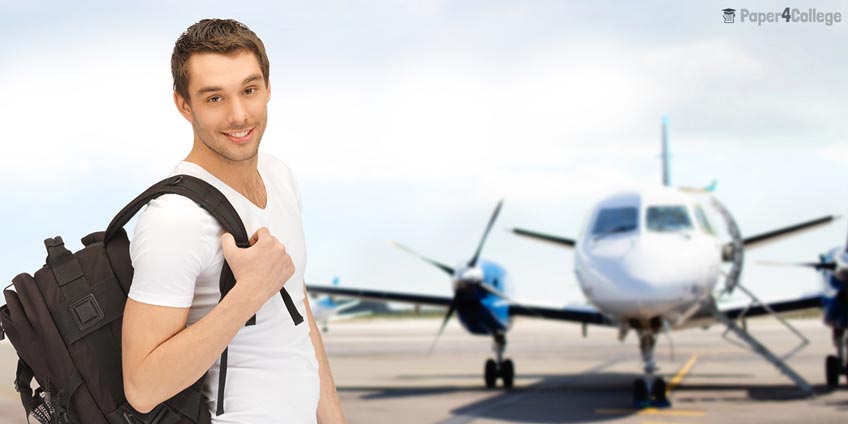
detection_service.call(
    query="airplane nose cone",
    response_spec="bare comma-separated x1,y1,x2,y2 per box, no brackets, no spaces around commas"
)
577,233,721,319
624,235,710,288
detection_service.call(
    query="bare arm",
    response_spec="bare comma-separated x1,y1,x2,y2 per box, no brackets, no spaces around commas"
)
304,286,347,424
122,228,293,413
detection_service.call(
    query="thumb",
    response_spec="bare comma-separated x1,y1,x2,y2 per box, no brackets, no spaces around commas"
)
220,232,238,259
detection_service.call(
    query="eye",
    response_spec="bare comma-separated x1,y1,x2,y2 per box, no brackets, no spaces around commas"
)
244,87,257,95
207,95,223,103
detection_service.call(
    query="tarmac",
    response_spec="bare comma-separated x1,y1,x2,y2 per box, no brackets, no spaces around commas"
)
1,317,848,423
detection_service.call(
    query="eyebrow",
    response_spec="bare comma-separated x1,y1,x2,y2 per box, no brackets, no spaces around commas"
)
195,74,264,95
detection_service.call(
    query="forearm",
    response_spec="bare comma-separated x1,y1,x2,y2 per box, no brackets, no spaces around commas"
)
305,295,346,423
124,286,259,412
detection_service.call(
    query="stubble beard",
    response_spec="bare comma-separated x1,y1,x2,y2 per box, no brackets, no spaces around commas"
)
193,120,264,165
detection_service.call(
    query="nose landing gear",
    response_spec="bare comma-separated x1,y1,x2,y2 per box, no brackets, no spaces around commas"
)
633,331,671,409
484,334,515,388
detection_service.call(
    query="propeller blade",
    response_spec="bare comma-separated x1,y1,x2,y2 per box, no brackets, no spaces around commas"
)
758,260,836,271
428,299,458,355
390,241,455,276
469,200,504,267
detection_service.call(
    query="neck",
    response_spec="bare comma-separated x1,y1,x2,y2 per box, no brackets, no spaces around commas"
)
185,139,266,208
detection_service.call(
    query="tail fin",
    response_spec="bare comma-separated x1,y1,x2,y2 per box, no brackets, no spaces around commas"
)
661,115,671,187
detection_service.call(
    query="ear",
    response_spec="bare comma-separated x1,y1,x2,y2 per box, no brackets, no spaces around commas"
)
173,91,194,122
265,79,272,103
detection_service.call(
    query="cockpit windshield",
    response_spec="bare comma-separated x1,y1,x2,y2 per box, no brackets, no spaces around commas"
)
694,204,715,235
646,206,693,232
591,207,638,236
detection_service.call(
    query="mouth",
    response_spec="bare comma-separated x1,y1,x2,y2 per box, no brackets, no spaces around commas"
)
222,128,254,144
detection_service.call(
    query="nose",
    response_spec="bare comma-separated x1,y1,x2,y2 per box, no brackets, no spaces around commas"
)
227,96,249,126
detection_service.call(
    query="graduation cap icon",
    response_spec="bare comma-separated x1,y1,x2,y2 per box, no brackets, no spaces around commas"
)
722,8,736,23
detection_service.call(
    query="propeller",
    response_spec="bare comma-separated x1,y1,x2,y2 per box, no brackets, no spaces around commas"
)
758,260,836,272
393,200,510,353
758,227,848,282
428,299,458,354
468,200,504,268
390,241,455,276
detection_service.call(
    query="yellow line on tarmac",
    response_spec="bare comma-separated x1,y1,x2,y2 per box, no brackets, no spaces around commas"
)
595,408,705,416
594,354,702,417
667,354,698,394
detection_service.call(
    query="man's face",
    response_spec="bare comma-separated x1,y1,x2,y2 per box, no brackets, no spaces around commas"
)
176,50,270,163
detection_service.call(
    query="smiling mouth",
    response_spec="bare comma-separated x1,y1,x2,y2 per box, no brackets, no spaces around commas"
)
223,128,254,144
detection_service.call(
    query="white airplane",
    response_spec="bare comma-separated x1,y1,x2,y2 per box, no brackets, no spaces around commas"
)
309,117,835,407
510,116,835,407
309,278,369,332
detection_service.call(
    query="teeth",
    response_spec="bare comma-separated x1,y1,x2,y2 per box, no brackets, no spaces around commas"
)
227,130,249,138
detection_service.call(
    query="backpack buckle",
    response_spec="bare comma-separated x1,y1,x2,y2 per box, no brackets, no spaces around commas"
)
69,294,105,331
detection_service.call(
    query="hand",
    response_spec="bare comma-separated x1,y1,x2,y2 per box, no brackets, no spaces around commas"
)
220,227,294,310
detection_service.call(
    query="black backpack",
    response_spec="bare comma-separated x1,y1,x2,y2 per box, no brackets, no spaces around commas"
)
0,174,304,424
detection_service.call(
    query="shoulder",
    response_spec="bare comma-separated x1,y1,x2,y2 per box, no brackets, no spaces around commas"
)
129,194,222,307
137,194,219,235
259,153,302,206
132,193,222,265
259,152,297,182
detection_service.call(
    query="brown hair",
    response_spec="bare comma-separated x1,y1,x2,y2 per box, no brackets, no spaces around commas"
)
171,19,270,101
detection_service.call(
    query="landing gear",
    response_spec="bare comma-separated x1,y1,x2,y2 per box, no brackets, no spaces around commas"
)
485,359,497,388
501,359,515,388
483,333,515,389
651,377,670,408
632,331,671,409
826,355,840,387
632,379,649,408
827,327,848,387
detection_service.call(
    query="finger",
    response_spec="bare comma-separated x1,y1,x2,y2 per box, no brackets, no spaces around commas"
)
249,229,260,246
220,232,238,258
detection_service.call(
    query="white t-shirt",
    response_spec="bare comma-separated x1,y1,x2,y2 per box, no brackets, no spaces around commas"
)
128,153,319,423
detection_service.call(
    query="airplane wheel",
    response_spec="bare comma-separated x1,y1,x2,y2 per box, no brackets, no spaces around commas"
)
651,377,670,408
632,379,650,409
501,359,515,389
844,360,848,385
484,359,498,388
826,355,840,387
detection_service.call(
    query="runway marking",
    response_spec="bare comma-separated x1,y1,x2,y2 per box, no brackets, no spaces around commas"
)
667,354,698,394
595,408,705,417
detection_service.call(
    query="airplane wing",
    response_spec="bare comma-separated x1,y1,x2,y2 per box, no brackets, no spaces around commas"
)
508,304,614,325
682,293,823,328
742,215,838,249
306,285,453,307
333,299,362,313
307,284,615,325
329,310,373,322
720,294,822,319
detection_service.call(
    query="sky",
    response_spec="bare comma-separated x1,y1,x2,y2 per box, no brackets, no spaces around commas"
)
1,1,846,310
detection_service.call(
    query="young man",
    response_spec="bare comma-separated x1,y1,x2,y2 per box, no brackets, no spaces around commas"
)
121,19,346,423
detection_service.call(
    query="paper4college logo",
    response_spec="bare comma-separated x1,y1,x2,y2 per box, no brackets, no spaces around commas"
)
723,7,843,25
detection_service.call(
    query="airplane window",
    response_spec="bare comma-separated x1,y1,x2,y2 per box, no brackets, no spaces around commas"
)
646,206,693,232
694,204,715,235
591,207,638,236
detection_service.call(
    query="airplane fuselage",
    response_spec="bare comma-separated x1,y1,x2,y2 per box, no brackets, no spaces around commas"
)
574,186,723,328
